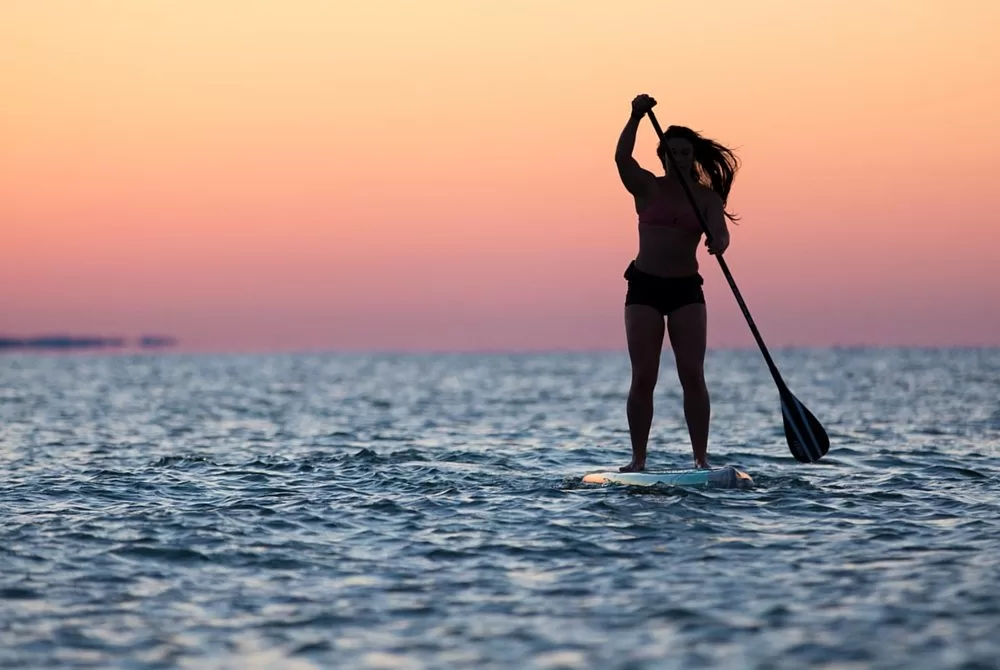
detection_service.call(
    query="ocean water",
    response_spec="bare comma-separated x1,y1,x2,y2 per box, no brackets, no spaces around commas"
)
1,348,999,669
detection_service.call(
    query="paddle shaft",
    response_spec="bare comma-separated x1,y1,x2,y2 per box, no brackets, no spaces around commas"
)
646,111,787,393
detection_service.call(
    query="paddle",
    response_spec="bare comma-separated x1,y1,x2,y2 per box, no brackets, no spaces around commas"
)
646,110,830,464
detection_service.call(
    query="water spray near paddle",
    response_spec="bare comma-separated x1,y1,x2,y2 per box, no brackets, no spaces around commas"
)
646,109,830,464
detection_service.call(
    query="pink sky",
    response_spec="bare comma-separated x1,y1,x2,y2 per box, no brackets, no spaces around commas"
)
2,1,998,351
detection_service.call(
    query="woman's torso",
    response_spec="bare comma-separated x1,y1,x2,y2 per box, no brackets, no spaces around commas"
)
633,178,707,277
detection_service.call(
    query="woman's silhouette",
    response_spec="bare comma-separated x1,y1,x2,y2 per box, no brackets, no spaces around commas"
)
614,93,740,471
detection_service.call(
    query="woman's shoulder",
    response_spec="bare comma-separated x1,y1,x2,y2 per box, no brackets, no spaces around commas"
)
692,181,719,197
693,183,723,207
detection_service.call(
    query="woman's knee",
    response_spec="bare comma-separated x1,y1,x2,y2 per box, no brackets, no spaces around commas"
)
630,368,658,396
676,364,706,394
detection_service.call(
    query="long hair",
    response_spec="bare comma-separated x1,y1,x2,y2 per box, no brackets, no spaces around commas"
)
656,125,741,223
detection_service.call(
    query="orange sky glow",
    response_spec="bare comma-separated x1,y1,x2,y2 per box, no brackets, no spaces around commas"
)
2,0,998,351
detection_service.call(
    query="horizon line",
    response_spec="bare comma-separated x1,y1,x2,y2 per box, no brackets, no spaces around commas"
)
2,343,999,357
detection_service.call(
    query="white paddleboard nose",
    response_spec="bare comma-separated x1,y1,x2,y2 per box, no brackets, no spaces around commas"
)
582,465,754,489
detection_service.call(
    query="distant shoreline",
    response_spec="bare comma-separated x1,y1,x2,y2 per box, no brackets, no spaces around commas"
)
0,335,178,351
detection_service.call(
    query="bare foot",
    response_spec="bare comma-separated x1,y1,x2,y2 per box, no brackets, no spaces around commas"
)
619,461,645,473
694,459,710,470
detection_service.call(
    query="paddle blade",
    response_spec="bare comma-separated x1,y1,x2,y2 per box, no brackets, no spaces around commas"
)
780,391,830,463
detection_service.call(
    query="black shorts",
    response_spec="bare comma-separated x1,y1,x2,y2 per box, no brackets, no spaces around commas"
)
624,261,705,315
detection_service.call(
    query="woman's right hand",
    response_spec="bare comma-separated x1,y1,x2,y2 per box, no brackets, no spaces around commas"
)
631,94,657,118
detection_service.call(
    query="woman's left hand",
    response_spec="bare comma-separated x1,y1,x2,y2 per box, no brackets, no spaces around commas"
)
707,231,730,255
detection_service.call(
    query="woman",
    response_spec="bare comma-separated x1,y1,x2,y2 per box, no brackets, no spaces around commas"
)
614,93,740,472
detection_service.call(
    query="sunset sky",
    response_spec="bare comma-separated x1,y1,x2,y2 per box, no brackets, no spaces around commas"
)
2,0,998,351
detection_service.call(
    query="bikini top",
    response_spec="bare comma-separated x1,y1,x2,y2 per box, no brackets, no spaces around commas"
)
637,188,704,234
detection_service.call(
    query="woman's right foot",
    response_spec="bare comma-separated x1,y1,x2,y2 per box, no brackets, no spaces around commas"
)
619,460,645,472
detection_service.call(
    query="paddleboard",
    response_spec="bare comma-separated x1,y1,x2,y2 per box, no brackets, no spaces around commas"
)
582,464,753,489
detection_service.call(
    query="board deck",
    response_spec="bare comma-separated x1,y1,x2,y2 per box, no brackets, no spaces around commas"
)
582,464,753,489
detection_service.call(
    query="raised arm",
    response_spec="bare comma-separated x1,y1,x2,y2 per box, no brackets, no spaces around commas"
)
615,95,657,198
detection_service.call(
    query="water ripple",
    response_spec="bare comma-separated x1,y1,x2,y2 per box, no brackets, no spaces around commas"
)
1,349,999,668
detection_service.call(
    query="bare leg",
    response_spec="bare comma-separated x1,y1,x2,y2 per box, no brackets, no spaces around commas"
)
622,305,665,472
667,303,710,468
